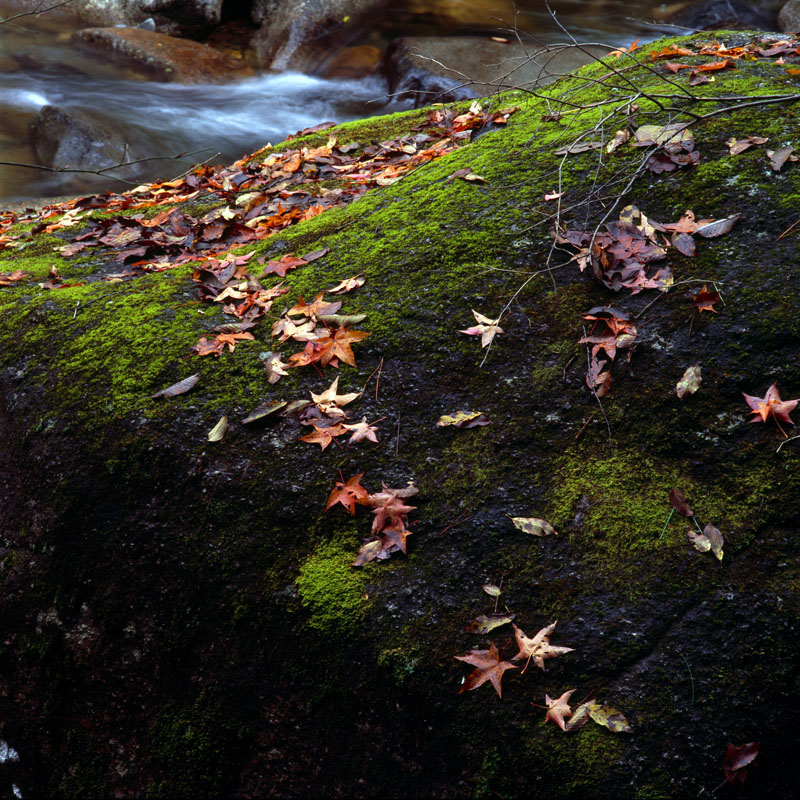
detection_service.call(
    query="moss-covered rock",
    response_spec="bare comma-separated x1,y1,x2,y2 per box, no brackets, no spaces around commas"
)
1,31,799,798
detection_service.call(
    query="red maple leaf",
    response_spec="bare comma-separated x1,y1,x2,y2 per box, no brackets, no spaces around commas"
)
455,642,517,698
722,741,759,786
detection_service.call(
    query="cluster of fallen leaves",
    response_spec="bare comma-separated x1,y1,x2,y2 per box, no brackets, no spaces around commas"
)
580,306,637,398
324,473,418,566
650,35,800,82
666,489,724,561
557,204,739,293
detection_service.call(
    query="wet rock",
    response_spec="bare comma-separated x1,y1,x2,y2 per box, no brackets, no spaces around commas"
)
667,0,780,31
317,44,382,79
0,0,225,37
382,36,611,107
249,0,385,71
778,0,800,31
400,0,521,30
71,26,253,82
28,105,142,175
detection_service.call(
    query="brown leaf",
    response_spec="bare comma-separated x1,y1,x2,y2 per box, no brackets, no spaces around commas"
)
342,417,380,444
695,214,741,238
669,488,694,517
298,423,348,450
545,689,576,731
511,622,574,672
150,373,200,398
722,742,759,786
455,642,517,698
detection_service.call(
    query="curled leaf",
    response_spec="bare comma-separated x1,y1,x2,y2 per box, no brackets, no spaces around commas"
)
437,411,490,428
242,400,287,424
511,517,558,537
464,614,515,635
208,415,229,442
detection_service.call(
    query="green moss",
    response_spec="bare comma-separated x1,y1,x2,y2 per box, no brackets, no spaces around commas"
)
295,539,369,634
149,690,249,799
547,447,691,556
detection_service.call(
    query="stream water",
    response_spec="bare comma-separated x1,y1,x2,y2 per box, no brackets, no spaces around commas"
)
0,0,677,204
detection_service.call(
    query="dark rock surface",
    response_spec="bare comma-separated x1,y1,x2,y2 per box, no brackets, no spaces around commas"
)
667,0,780,30
29,105,142,174
1,31,800,799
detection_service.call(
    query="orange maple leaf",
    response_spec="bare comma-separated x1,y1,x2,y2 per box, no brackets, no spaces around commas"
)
455,642,517,698
742,382,798,430
315,326,370,368
298,423,348,450
325,473,369,515
545,689,576,731
693,284,720,313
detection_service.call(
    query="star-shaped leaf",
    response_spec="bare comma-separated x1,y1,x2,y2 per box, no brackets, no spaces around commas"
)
297,423,348,450
310,377,361,416
743,382,798,425
455,642,517,698
459,309,504,348
545,689,576,731
511,621,574,672
342,417,380,444
315,326,370,368
324,473,369,514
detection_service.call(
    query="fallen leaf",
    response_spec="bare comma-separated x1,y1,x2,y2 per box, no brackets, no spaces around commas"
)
695,214,741,238
265,353,290,383
587,703,633,733
767,146,798,171
0,270,28,284
313,326,370,368
448,168,486,182
311,377,361,416
482,583,502,598
633,123,693,146
464,613,516,635
242,400,287,424
726,135,768,155
342,417,380,444
676,366,702,399
606,130,631,153
554,141,603,155
455,642,517,698
743,381,798,424
325,473,369,514
328,274,365,294
544,191,565,201
368,488,416,534
352,539,383,566
459,309,504,348
693,285,720,312
687,523,724,560
511,622,573,672
208,415,228,442
545,689,576,731
150,373,200,399
669,488,694,517
437,411,490,428
511,517,558,537
298,423,348,450
722,742,759,786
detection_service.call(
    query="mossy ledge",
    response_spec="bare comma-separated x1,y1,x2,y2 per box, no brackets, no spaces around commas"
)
1,32,799,798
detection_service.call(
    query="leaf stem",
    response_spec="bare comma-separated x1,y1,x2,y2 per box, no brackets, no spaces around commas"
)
658,508,674,539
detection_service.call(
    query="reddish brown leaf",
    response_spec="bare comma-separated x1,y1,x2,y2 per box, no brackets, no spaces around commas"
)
722,742,759,786
669,489,694,517
455,642,517,698
298,423,348,450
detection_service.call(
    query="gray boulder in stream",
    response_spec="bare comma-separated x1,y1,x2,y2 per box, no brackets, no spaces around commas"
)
1,30,800,799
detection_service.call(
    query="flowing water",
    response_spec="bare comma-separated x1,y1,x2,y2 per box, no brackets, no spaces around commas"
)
0,0,677,204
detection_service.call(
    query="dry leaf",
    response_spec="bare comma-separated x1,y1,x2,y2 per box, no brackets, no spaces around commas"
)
455,642,517,698
437,411,490,428
511,517,557,537
676,366,702,399
208,415,228,442
150,373,200,399
511,622,573,672
464,614,516,635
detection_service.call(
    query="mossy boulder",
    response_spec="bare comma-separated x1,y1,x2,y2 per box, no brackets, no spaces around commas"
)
1,32,799,798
